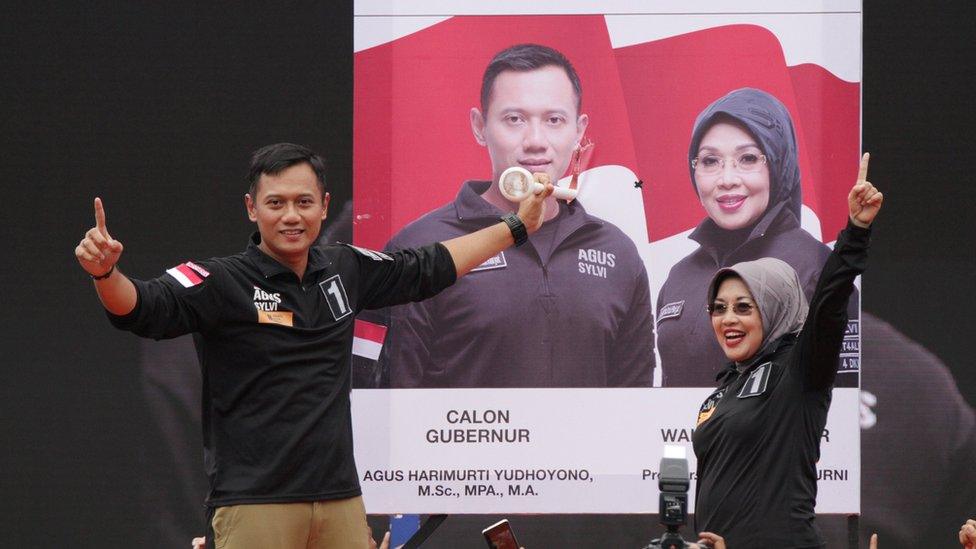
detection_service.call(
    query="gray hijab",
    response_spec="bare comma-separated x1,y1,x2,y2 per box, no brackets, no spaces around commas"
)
707,257,808,363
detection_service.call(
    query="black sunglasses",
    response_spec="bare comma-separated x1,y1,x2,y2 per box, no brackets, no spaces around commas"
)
707,302,756,316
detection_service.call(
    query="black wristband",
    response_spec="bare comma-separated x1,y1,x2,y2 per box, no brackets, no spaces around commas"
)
91,264,115,280
501,212,528,247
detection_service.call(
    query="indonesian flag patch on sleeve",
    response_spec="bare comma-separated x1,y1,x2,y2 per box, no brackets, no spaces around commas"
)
345,244,393,261
166,261,210,288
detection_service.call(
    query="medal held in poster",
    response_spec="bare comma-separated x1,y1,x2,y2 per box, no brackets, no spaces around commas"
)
499,166,577,202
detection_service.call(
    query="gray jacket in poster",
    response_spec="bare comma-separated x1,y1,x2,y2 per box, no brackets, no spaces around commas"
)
376,180,654,388
657,201,860,387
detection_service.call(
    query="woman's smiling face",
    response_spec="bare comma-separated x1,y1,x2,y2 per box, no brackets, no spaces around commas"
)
710,275,764,363
694,121,771,230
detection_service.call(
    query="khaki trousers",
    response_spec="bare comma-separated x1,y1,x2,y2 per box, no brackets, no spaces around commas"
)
211,497,369,549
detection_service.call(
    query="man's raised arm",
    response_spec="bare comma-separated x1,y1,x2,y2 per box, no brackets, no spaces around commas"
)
440,178,553,277
74,197,137,315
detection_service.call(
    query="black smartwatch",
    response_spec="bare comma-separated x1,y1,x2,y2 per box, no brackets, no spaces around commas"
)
501,212,528,247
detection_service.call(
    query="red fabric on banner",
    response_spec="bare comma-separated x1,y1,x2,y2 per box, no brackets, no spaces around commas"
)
614,24,857,241
354,15,638,250
356,20,860,246
788,63,861,240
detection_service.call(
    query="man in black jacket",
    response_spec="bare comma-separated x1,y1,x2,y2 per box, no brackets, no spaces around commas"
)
75,142,554,549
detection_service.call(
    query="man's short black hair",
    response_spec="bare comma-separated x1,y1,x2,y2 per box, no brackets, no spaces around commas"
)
480,44,583,114
247,143,328,198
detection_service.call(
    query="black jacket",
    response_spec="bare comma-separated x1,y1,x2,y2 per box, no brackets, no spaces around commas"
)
109,235,456,506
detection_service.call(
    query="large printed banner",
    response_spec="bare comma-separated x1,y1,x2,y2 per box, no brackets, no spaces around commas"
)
352,1,862,513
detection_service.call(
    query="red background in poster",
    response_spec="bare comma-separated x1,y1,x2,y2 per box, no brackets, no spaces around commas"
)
354,17,859,247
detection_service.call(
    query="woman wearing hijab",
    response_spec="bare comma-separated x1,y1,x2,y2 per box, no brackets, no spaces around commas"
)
691,154,882,548
656,87,859,387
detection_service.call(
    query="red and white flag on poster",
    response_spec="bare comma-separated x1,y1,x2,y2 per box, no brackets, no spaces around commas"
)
354,16,859,248
353,319,387,360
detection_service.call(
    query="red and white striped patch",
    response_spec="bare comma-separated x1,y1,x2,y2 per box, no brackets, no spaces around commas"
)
352,319,387,360
166,263,207,288
185,261,210,278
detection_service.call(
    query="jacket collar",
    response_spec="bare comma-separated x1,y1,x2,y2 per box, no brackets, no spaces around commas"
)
453,180,604,246
714,333,796,385
690,201,800,265
244,232,331,279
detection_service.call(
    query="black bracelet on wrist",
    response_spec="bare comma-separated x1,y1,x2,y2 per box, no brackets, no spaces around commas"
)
91,264,115,280
501,212,528,247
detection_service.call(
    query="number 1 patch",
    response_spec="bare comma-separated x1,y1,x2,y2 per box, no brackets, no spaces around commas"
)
738,362,772,398
320,275,352,321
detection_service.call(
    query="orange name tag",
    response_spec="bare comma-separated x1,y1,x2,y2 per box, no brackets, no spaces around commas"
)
696,408,715,427
258,310,294,327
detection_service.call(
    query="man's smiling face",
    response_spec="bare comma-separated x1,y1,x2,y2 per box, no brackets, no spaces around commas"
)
245,162,329,266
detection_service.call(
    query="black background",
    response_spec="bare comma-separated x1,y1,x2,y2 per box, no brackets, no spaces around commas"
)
2,1,973,546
